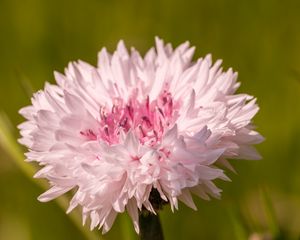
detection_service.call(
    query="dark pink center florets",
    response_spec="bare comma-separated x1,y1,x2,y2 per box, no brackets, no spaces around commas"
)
81,91,179,146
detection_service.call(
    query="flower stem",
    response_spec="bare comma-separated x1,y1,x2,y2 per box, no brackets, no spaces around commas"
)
139,211,164,240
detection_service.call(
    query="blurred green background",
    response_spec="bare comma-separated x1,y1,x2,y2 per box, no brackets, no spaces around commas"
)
1,0,300,239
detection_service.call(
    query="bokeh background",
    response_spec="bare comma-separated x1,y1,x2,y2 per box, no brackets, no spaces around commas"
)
0,0,300,239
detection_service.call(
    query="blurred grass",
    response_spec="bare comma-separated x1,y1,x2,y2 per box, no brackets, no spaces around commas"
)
0,0,300,239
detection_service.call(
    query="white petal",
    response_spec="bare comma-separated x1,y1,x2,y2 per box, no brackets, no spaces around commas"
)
38,186,73,202
126,198,139,233
178,189,197,210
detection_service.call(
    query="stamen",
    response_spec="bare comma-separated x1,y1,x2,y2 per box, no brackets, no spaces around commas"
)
82,91,179,146
104,126,109,136
80,129,97,140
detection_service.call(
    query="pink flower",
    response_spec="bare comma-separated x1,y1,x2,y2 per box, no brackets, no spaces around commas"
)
18,37,263,234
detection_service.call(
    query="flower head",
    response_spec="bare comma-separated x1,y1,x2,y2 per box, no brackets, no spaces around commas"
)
18,37,263,233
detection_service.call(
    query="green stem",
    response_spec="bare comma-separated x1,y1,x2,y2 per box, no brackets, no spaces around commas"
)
139,211,164,240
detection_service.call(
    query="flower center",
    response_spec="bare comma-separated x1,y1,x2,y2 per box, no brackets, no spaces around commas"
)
81,91,179,146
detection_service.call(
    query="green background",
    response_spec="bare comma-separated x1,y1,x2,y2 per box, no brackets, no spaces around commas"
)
1,0,300,239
